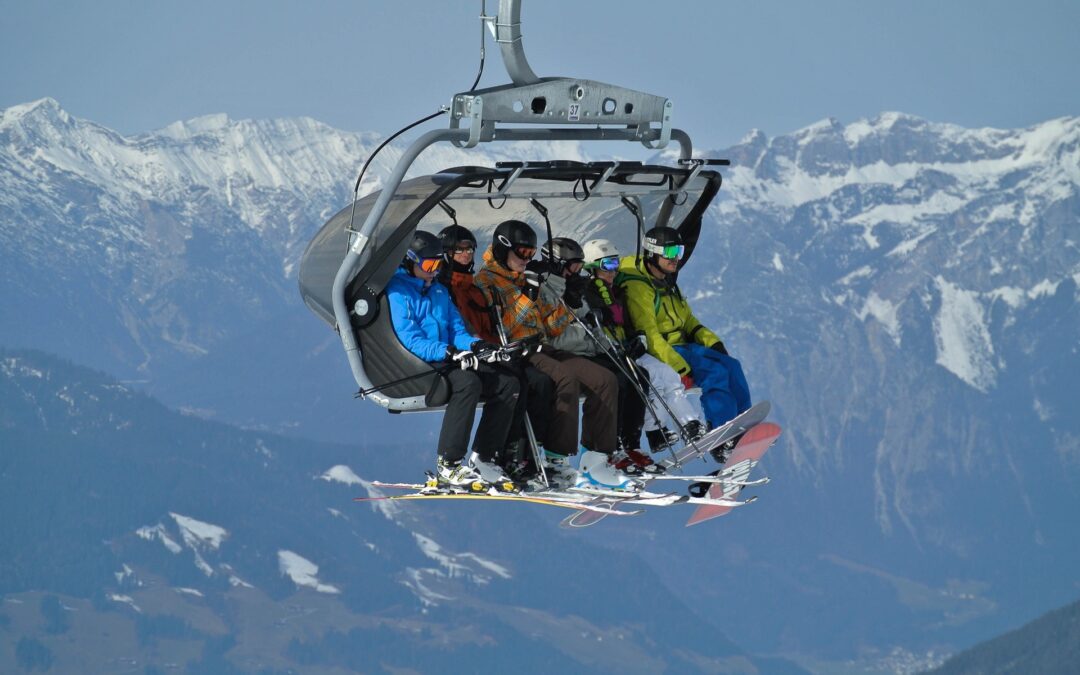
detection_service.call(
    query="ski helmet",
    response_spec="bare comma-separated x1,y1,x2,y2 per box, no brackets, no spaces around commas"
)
541,237,585,275
492,219,538,266
404,230,444,274
582,239,621,272
642,226,684,263
438,224,477,253
438,224,478,273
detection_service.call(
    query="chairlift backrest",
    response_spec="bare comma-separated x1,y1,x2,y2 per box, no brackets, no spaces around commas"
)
299,164,722,412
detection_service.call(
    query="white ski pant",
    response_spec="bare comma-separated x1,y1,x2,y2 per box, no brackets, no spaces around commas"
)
635,353,702,431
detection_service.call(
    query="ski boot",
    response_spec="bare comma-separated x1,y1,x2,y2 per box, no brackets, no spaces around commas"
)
688,469,725,498
613,447,666,476
435,457,489,494
645,426,680,453
542,451,578,489
576,450,641,492
469,453,520,493
682,419,708,444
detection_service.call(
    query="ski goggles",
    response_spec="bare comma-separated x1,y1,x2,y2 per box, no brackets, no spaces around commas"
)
406,250,444,273
587,255,620,272
643,241,685,260
512,245,537,261
451,245,475,255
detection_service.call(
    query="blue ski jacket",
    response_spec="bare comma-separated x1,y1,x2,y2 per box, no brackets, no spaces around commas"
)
386,267,477,363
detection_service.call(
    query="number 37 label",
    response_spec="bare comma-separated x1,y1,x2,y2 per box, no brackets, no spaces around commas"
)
568,103,581,122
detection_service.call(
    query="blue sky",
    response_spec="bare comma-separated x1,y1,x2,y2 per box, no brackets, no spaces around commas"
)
2,0,1078,149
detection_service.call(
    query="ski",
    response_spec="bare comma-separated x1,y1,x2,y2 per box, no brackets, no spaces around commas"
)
686,422,781,526
660,400,772,470
355,491,645,516
645,474,771,487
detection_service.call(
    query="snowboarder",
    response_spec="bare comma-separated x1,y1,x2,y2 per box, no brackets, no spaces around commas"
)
581,238,708,453
618,227,752,460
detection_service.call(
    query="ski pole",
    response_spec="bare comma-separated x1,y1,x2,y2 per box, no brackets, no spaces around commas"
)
491,294,549,488
564,302,684,467
355,365,453,399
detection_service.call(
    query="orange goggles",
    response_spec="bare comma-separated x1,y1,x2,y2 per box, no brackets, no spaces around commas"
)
417,257,443,273
406,250,444,273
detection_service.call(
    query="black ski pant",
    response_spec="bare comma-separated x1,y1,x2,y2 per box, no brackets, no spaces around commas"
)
499,363,553,469
436,364,520,464
588,354,648,452
526,349,618,457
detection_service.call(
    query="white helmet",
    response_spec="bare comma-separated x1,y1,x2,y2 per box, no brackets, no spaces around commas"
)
582,239,620,268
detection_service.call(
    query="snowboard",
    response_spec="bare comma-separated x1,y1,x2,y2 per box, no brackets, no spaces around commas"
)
685,422,781,526
660,400,772,470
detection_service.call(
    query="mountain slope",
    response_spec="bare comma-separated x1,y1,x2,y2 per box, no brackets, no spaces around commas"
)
2,99,1079,669
0,348,805,674
924,597,1080,675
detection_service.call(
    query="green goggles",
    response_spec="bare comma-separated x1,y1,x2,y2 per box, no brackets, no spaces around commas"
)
644,241,684,260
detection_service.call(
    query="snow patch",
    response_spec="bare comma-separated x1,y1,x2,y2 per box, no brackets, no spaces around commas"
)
320,464,364,486
170,512,228,550
228,575,254,589
413,533,512,582
108,594,142,613
114,564,135,585
858,293,902,346
136,523,183,554
933,277,996,391
278,550,340,594
175,587,204,598
402,568,453,607
988,279,1061,309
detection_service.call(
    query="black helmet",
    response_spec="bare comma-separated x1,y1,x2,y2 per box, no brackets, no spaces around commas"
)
541,237,585,275
438,224,477,252
642,226,684,262
492,219,538,266
403,230,443,274
438,224,478,274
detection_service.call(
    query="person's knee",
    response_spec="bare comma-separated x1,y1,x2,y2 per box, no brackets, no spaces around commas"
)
498,373,520,399
455,371,482,397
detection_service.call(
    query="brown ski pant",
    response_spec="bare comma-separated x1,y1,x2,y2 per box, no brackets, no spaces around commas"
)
526,349,618,457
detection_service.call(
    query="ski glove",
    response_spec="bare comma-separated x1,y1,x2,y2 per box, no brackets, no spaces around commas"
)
452,349,480,370
563,274,587,309
522,270,543,301
471,340,505,363
681,374,696,390
584,308,606,329
625,336,647,360
709,341,729,355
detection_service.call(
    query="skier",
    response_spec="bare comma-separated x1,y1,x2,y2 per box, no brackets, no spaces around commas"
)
534,237,659,476
385,230,522,489
474,220,635,491
581,238,708,454
618,227,752,460
437,223,554,483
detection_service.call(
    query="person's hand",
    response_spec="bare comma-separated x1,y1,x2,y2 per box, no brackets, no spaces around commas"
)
625,337,647,360
452,350,480,370
471,340,504,363
710,341,728,355
522,270,542,301
681,373,695,390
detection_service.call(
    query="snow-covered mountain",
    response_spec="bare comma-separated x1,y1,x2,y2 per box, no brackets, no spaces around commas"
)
2,99,1078,670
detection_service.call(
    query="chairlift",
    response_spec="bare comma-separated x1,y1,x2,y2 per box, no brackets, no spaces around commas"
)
298,0,730,414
